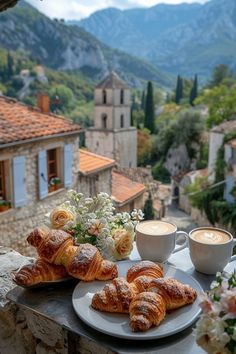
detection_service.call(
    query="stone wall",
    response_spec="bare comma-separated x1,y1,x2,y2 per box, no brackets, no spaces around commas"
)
0,247,114,354
86,128,137,168
0,136,80,256
79,168,112,197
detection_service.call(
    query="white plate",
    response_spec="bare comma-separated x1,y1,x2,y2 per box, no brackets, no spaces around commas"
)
72,260,203,340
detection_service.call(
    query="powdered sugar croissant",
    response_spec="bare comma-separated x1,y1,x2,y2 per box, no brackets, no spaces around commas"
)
147,278,197,310
129,292,166,332
27,227,118,281
91,260,164,313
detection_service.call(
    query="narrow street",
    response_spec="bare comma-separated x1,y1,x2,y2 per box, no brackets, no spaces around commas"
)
164,203,198,233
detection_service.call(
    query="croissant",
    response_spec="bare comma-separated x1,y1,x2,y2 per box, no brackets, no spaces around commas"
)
91,277,138,313
12,259,68,286
126,260,163,283
27,227,118,281
91,261,163,314
129,292,166,332
147,278,197,311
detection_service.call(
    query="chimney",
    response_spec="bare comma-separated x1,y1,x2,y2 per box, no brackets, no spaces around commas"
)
37,92,50,114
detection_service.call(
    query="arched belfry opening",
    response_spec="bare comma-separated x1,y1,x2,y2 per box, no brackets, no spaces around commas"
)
102,90,107,104
102,114,107,129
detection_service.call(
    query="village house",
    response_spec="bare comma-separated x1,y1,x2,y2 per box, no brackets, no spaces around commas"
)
171,120,236,225
79,149,146,212
224,138,236,203
79,149,116,196
0,94,81,255
111,171,146,212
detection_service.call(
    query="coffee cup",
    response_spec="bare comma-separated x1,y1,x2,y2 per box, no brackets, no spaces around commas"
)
135,220,188,263
188,227,236,275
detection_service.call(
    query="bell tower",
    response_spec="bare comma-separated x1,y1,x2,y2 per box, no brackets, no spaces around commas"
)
86,72,137,167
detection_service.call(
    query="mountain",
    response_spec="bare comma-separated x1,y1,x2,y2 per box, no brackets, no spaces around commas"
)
0,1,173,88
76,0,236,80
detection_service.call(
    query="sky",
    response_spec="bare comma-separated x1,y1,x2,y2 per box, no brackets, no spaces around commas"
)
26,0,209,20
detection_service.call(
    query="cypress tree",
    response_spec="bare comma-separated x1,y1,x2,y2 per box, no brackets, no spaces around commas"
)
141,90,146,110
7,51,14,79
189,74,198,106
175,75,183,104
144,81,155,133
143,192,155,220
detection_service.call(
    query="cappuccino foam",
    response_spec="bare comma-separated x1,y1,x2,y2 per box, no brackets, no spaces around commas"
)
191,229,230,244
136,221,176,236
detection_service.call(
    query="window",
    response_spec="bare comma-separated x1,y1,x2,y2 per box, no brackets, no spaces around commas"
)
102,90,107,104
120,114,124,128
47,148,58,183
102,114,107,129
120,89,124,104
0,161,6,200
0,159,13,211
47,148,61,192
39,144,72,199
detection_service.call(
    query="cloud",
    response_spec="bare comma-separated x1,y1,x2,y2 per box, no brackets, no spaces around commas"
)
26,0,208,20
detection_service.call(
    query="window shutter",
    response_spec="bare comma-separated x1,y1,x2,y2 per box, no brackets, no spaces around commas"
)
38,150,48,199
64,144,73,188
13,156,27,207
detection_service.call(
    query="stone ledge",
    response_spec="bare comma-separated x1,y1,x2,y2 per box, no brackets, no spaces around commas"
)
0,248,114,354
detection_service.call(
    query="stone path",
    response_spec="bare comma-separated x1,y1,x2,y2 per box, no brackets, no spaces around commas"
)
164,204,198,233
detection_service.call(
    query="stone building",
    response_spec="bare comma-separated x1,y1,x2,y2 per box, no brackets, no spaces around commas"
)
111,171,145,212
86,71,137,168
0,95,81,255
224,138,236,203
79,149,116,196
79,149,146,212
208,120,236,182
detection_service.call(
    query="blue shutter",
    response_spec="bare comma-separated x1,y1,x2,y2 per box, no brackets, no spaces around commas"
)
224,175,235,203
38,150,48,199
64,144,73,188
13,156,27,207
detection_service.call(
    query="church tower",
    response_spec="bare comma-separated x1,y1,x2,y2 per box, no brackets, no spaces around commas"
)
86,72,137,167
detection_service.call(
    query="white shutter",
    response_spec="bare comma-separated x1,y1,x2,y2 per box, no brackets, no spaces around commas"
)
64,144,73,188
13,156,27,207
38,150,48,199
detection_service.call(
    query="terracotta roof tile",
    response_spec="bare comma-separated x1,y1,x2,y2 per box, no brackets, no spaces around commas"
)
0,96,81,145
79,149,116,175
112,171,146,205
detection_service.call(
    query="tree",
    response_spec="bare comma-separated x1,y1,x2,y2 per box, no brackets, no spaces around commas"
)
143,192,155,220
141,90,146,110
7,51,14,79
144,81,155,133
208,64,234,88
189,74,198,106
175,75,183,104
196,85,236,128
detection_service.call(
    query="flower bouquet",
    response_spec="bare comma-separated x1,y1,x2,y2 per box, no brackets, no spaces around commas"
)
195,271,236,354
48,190,144,260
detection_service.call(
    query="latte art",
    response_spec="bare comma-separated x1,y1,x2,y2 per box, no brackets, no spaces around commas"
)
136,221,176,236
191,229,230,244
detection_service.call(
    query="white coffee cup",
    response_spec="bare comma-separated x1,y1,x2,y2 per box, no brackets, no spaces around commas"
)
135,220,188,263
189,227,236,275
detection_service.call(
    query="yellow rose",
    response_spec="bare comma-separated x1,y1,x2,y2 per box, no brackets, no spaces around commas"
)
50,208,75,229
111,228,134,260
